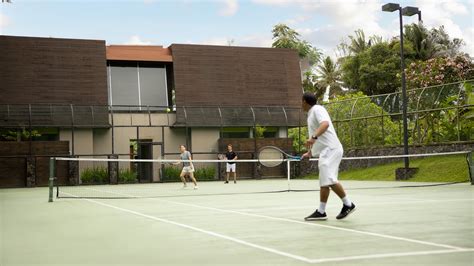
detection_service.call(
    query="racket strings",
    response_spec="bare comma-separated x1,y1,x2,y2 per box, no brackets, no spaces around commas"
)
258,149,284,167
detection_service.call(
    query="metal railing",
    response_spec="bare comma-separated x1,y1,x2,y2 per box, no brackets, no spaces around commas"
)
324,80,474,147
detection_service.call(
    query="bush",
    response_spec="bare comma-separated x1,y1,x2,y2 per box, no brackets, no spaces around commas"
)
161,165,181,182
81,166,108,184
161,165,216,182
195,166,216,181
119,168,137,183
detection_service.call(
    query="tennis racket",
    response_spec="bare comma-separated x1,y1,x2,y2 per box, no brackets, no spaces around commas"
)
257,146,301,167
217,154,226,160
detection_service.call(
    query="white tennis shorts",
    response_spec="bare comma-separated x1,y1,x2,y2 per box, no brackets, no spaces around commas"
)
318,147,343,187
226,163,236,172
181,166,194,174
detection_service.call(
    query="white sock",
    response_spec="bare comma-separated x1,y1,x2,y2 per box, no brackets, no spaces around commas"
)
319,202,327,214
342,196,351,206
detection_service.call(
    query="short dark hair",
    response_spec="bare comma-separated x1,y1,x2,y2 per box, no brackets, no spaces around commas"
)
302,92,317,106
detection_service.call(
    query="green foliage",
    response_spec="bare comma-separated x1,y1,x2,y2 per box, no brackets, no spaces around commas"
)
81,166,108,184
255,124,266,138
302,72,325,101
317,56,344,99
161,165,216,182
195,166,216,181
288,127,308,153
0,129,41,141
289,92,402,150
404,23,436,60
271,23,322,65
406,81,473,143
161,165,182,182
341,41,415,95
118,168,137,183
325,92,401,147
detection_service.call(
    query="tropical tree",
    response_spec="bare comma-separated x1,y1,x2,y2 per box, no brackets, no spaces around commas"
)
337,29,382,57
302,71,325,102
272,23,322,65
403,23,466,60
341,41,415,95
404,23,436,60
430,25,465,58
316,56,345,99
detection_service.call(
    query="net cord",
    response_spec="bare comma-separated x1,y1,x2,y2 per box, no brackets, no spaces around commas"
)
53,150,471,163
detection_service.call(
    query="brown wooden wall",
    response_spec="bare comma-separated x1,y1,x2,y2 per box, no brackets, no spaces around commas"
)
171,44,302,116
0,35,108,105
0,141,69,188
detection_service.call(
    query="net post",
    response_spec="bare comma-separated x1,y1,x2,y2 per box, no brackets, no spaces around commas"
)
48,157,55,202
287,159,291,191
468,151,473,185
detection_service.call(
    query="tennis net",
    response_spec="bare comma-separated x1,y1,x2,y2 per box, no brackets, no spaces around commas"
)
48,150,473,201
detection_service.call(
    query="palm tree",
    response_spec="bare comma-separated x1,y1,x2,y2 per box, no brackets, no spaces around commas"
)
404,23,436,60
317,56,345,100
348,29,369,55
336,29,377,60
302,71,325,102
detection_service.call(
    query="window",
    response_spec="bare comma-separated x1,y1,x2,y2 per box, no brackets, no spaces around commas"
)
108,61,168,111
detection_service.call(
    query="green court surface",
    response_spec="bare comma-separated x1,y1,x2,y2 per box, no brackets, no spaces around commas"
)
1,180,473,266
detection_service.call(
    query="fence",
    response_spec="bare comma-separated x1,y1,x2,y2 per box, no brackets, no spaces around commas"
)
325,80,474,148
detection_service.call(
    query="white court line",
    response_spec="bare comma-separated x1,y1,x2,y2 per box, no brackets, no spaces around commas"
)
234,198,474,212
63,188,474,264
308,248,474,264
72,187,469,250
60,192,313,264
154,198,467,251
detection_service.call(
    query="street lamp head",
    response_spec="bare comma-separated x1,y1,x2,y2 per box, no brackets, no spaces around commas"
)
382,3,400,12
402,6,419,17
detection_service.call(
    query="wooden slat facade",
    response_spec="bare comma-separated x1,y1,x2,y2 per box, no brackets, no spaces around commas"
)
170,44,302,126
0,35,109,127
0,35,108,105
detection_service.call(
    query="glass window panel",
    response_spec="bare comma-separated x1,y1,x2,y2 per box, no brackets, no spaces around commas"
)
109,64,139,110
139,65,168,110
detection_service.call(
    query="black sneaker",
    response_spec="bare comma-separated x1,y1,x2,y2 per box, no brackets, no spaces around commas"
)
304,210,327,221
336,203,356,220
224,181,229,184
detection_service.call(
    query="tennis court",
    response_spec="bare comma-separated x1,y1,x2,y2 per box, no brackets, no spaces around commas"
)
1,179,473,266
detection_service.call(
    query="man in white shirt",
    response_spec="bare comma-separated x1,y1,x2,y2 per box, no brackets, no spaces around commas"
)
301,92,356,220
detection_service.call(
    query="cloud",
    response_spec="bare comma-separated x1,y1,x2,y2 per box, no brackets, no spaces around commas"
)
254,0,473,58
218,0,238,16
253,0,388,56
201,36,232,46
201,33,272,47
462,27,474,56
0,13,10,29
124,35,153,45
413,0,473,54
284,14,313,26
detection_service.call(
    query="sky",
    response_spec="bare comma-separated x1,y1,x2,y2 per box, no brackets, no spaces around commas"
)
1,0,473,57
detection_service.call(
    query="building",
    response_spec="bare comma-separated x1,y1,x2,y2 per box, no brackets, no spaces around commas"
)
0,35,302,187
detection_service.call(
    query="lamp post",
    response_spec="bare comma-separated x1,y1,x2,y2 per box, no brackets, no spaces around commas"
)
382,3,420,171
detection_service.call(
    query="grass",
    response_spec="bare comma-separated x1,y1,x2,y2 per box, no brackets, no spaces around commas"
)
302,154,471,183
